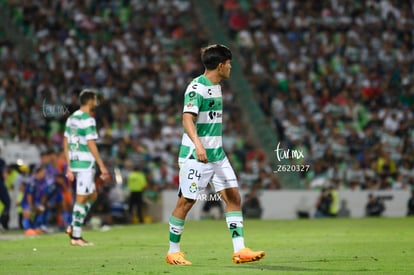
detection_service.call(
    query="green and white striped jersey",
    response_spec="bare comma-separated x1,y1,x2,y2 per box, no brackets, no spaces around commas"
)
179,75,225,163
64,110,98,171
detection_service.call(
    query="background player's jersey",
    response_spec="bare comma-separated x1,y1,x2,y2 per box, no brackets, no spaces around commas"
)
21,177,47,206
179,75,225,163
45,163,58,186
64,110,98,172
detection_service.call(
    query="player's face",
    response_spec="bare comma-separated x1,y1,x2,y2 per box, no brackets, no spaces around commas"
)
218,60,232,79
36,168,46,179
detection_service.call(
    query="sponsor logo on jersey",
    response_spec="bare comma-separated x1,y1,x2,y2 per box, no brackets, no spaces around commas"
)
208,111,222,120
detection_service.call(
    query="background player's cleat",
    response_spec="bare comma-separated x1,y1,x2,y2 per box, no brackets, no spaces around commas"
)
34,228,44,235
40,225,54,234
25,229,38,236
165,252,192,265
65,225,73,238
70,238,94,246
232,248,265,264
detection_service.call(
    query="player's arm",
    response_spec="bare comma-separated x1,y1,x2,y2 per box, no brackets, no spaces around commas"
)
63,136,74,182
87,139,109,180
183,112,207,163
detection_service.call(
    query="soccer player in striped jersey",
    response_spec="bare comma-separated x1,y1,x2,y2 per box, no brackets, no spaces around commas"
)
166,45,265,265
63,89,109,246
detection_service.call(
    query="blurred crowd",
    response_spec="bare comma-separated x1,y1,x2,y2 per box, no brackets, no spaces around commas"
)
0,0,282,229
0,0,279,191
1,1,412,233
219,0,414,190
2,0,414,230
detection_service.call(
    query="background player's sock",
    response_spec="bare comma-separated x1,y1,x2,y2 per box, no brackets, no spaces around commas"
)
168,215,184,254
44,210,52,226
63,210,71,226
23,217,32,230
225,211,245,252
71,203,87,238
34,213,46,229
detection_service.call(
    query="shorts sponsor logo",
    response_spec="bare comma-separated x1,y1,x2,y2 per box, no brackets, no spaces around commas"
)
189,182,197,193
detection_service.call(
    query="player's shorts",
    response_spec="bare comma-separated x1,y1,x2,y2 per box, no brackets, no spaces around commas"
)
74,170,96,195
178,156,238,200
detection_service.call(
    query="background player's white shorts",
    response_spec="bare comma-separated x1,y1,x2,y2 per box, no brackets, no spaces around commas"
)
178,156,238,200
74,170,96,195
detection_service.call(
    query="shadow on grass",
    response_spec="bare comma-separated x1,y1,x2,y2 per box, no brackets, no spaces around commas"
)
234,264,325,272
226,256,378,273
277,256,378,264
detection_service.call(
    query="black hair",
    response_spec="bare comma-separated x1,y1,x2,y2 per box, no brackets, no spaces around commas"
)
79,89,97,106
33,165,45,174
201,44,232,70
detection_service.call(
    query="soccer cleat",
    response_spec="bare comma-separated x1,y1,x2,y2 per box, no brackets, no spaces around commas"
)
65,225,73,238
34,228,44,235
165,252,192,265
70,238,94,246
25,229,38,236
232,248,265,264
40,225,54,234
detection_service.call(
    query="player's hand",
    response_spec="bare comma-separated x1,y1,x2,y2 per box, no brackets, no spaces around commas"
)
195,144,208,163
66,169,74,182
36,205,45,213
100,166,110,181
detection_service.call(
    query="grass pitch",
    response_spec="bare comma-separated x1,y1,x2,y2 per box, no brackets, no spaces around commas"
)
1,218,413,274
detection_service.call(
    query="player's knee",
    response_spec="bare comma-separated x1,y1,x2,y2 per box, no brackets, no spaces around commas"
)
179,197,196,211
184,198,196,208
75,195,89,204
89,191,98,202
226,192,241,208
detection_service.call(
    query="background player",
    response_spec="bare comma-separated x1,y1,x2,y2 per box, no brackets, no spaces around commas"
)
166,44,265,265
20,165,47,236
64,89,109,246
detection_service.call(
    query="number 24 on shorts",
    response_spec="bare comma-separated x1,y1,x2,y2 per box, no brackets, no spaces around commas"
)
188,169,201,180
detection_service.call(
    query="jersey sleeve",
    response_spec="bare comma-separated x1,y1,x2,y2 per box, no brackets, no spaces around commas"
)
183,82,204,115
64,119,70,138
83,117,98,140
